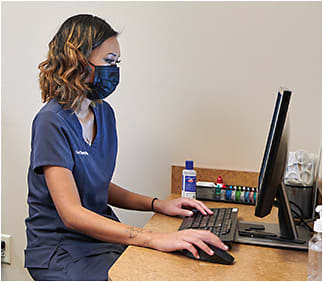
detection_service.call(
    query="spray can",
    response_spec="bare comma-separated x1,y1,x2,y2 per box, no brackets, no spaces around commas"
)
182,160,197,199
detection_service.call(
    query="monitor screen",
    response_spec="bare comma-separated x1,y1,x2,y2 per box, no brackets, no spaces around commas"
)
255,89,291,217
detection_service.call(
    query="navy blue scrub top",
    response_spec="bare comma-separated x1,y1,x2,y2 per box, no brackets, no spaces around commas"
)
25,99,126,269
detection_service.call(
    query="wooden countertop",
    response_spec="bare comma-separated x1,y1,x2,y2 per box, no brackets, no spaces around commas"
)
109,194,308,281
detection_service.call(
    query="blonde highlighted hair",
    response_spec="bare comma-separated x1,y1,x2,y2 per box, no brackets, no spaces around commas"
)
38,14,118,111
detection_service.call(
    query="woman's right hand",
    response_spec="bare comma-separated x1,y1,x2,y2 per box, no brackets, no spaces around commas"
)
149,229,229,259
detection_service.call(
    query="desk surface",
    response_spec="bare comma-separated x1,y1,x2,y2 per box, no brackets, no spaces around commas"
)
109,194,308,281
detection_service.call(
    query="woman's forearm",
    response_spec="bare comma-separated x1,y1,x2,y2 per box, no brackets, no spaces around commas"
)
66,205,154,247
108,182,156,211
66,204,228,260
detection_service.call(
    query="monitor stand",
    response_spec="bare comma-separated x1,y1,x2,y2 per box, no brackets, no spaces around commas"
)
234,182,312,250
234,221,311,250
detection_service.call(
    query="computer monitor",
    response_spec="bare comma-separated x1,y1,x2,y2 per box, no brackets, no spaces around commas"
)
235,88,312,250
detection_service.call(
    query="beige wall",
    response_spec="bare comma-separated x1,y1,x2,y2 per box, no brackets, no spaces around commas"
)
1,1,321,280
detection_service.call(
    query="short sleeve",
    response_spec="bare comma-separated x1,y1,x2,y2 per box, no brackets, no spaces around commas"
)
103,101,117,125
31,111,74,174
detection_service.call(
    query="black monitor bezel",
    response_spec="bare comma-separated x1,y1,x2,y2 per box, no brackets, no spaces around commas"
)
255,90,292,217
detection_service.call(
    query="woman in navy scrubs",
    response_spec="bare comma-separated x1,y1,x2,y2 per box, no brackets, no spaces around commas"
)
25,14,228,281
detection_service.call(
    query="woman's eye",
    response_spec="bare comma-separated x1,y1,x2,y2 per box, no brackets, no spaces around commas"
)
104,58,121,65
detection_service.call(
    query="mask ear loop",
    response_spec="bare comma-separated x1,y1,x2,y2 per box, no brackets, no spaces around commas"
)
88,61,96,67
87,61,99,85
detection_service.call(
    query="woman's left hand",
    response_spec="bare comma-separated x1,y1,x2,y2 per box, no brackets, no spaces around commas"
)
153,198,213,217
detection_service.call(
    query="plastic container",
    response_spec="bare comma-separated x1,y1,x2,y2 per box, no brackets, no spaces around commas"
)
182,160,196,199
308,205,322,281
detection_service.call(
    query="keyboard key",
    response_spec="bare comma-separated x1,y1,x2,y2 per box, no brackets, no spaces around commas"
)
192,213,203,228
208,214,216,227
200,215,209,228
181,216,195,229
226,219,232,233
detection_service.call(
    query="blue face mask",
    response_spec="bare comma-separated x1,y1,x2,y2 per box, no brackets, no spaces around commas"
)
87,62,120,100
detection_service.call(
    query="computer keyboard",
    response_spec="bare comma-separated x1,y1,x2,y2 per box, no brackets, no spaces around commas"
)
178,207,239,245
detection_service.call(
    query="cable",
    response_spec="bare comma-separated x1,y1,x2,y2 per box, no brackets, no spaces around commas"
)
291,209,303,226
304,216,319,223
290,207,314,232
289,201,305,219
273,199,314,232
289,200,319,222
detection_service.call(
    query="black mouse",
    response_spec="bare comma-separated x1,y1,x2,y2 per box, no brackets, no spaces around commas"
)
179,244,234,265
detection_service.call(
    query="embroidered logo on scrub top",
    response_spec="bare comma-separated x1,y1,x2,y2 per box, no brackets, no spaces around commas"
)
75,150,89,156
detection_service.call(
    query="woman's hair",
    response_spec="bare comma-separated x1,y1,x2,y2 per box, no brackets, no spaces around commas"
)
39,14,118,111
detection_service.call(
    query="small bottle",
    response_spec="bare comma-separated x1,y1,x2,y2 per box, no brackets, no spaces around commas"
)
182,160,197,199
240,187,245,202
215,184,221,200
231,187,236,201
249,188,254,203
308,205,322,281
236,186,241,201
226,186,232,200
245,187,250,203
216,176,223,200
253,188,257,203
220,185,226,200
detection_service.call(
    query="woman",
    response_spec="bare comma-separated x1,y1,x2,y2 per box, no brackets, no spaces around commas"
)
25,14,228,281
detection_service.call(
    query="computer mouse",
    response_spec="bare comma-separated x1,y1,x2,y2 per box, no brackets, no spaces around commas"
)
179,244,234,265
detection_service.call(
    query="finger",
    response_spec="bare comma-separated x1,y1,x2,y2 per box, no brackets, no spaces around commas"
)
185,237,214,256
183,198,213,215
195,200,213,215
196,230,229,251
175,208,194,217
180,199,208,215
181,242,200,259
